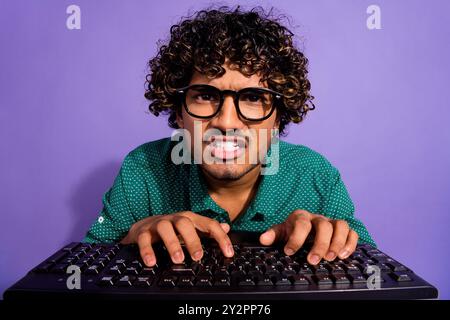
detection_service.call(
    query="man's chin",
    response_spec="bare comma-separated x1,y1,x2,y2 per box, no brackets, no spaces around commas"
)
200,163,259,181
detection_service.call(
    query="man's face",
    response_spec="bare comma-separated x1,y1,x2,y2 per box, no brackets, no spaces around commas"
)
176,63,279,181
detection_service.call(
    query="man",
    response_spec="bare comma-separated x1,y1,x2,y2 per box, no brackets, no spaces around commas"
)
84,7,375,268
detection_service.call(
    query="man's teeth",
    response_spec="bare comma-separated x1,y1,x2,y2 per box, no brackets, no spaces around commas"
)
212,141,239,149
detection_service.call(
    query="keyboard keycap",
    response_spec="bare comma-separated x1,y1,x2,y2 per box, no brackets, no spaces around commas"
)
52,263,69,274
118,275,136,287
289,275,309,285
63,243,81,253
333,274,351,285
391,272,412,282
195,276,213,287
86,264,102,275
214,276,231,287
313,274,334,285
135,276,153,287
348,274,367,284
177,276,195,287
170,263,196,275
108,265,124,275
125,266,140,275
97,276,115,286
141,266,158,275
274,276,291,286
238,276,256,286
47,251,69,264
35,262,54,273
159,276,177,287
257,275,274,286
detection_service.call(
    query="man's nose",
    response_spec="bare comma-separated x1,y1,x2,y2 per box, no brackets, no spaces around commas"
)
210,96,246,130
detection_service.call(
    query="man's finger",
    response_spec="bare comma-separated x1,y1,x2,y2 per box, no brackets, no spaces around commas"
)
326,220,350,261
283,215,312,255
173,216,203,261
136,231,156,267
202,219,234,257
308,217,333,265
153,219,184,264
259,222,286,246
338,229,359,259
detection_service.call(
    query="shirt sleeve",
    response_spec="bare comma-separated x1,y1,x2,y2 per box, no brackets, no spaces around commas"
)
321,167,376,247
83,154,147,243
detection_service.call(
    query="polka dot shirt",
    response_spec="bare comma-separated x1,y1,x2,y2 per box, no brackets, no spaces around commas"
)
83,138,376,247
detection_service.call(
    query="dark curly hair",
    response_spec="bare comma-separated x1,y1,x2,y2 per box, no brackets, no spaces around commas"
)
144,6,315,135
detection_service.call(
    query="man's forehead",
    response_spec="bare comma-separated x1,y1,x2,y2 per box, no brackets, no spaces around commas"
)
189,64,266,89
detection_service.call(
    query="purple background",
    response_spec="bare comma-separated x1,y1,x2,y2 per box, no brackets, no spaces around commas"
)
1,0,449,299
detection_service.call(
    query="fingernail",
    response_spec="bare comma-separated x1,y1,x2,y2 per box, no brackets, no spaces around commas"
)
309,254,320,265
339,249,350,259
173,250,184,263
325,251,336,260
226,244,234,257
193,250,203,260
144,255,155,266
285,247,295,256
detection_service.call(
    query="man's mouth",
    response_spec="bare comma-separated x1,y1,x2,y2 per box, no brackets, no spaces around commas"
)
206,135,246,160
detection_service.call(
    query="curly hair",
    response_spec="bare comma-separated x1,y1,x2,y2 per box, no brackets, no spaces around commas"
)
144,6,315,135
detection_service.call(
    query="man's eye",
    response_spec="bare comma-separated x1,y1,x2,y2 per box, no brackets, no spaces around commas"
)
195,93,217,101
242,93,263,102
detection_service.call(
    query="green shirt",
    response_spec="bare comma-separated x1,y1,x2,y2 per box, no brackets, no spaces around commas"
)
84,137,375,247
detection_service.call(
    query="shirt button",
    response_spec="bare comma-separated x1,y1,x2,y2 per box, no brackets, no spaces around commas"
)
98,216,104,223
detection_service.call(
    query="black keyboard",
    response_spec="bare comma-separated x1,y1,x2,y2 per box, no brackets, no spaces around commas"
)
4,232,438,300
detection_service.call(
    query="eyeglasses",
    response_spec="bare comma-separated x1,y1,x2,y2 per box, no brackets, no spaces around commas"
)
176,84,284,121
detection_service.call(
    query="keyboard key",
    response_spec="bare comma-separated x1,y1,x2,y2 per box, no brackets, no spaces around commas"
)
125,266,140,275
107,265,124,275
169,263,196,275
52,263,69,274
118,275,136,287
34,262,54,273
348,274,367,284
333,274,351,285
62,243,81,253
214,276,231,287
386,262,407,272
289,275,309,285
86,264,102,275
343,263,360,274
93,258,109,267
135,276,153,287
256,275,273,286
159,276,177,287
177,276,195,287
238,276,256,286
141,266,158,275
129,260,143,268
97,276,115,286
114,259,127,267
274,276,291,286
313,274,334,286
390,272,412,282
195,276,213,287
47,251,69,264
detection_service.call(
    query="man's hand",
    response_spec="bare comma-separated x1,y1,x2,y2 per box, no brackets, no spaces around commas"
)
121,211,234,267
259,209,358,265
